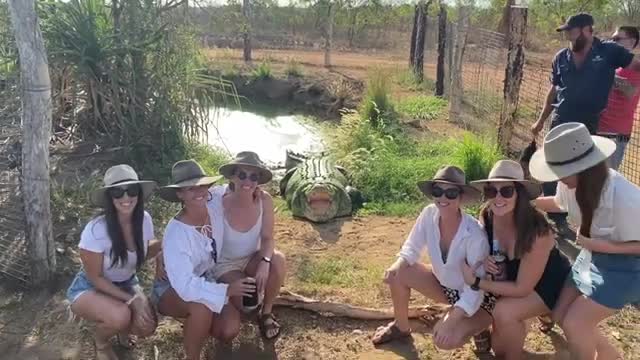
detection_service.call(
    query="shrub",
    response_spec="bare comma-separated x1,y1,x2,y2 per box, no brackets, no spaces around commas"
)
396,95,448,121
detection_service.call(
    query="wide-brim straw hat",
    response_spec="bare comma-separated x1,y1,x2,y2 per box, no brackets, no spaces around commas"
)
158,159,223,202
90,164,157,207
219,151,272,185
417,165,481,205
529,122,616,182
471,159,542,199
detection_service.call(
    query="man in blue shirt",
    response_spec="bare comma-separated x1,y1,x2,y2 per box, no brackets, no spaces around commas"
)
531,13,640,233
531,13,640,136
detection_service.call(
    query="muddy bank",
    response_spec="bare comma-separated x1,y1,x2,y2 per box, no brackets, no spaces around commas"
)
223,73,363,120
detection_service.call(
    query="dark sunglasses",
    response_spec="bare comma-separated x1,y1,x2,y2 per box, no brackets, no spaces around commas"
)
431,186,462,200
483,185,515,199
237,170,259,182
210,239,218,263
108,185,141,199
611,36,629,42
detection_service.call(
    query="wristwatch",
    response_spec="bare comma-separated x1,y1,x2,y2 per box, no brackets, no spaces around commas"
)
471,276,481,291
261,256,272,264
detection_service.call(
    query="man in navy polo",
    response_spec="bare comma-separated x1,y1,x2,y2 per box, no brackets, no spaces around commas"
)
532,13,640,136
531,13,640,232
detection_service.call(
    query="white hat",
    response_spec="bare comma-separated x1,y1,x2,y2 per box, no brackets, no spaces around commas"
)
471,160,542,198
90,165,156,207
529,122,616,182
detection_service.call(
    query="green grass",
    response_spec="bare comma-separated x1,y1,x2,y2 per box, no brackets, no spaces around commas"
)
185,142,231,176
394,68,436,92
296,256,382,289
360,69,395,129
396,95,448,121
285,57,303,77
251,60,273,80
450,134,503,182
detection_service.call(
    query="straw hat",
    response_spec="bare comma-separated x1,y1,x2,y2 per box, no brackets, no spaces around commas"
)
529,122,616,182
219,151,272,185
158,160,223,202
417,165,481,204
471,160,542,198
90,164,156,207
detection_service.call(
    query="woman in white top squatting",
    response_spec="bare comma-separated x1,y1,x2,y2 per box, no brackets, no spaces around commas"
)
153,160,256,360
212,151,287,340
372,166,494,350
66,165,160,360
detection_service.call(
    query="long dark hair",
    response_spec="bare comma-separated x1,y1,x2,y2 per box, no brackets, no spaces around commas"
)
480,183,551,258
100,185,146,269
576,161,609,237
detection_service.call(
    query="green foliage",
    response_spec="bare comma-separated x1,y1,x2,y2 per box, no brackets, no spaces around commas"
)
285,57,303,77
185,143,231,177
450,134,503,182
360,69,395,129
296,256,381,289
394,68,435,93
251,60,273,80
396,95,448,121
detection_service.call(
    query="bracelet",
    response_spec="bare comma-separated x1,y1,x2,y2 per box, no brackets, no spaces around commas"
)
125,294,139,306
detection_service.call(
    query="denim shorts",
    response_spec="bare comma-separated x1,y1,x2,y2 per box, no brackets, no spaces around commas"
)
66,271,140,304
151,279,172,306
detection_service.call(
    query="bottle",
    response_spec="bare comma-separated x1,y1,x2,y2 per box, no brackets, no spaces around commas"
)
492,239,507,281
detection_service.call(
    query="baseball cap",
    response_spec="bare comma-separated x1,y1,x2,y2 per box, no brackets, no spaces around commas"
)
556,13,594,32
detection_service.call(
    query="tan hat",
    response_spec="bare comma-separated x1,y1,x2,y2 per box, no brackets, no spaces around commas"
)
471,160,542,198
417,165,481,204
90,164,156,207
158,160,223,202
219,151,272,185
529,122,615,182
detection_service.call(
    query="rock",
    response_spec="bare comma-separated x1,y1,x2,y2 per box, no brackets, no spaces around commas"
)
352,329,363,336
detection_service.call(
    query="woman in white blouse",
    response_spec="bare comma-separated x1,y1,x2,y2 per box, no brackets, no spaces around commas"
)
531,123,640,360
372,166,493,350
152,160,256,360
66,165,160,360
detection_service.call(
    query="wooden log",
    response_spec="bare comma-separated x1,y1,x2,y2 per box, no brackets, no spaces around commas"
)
497,6,528,152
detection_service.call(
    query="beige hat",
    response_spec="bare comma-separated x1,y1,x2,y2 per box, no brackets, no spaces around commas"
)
90,164,156,207
219,151,272,185
529,122,616,182
158,160,223,202
417,165,481,204
471,160,542,198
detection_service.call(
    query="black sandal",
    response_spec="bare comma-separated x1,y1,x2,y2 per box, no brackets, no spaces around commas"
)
473,329,491,353
258,312,282,340
371,323,412,345
538,315,555,334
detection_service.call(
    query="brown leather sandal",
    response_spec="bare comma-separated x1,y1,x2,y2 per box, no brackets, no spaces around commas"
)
538,315,555,334
258,312,282,340
473,329,492,353
371,322,412,345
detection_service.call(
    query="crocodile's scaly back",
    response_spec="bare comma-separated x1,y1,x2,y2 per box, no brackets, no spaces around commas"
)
281,155,352,223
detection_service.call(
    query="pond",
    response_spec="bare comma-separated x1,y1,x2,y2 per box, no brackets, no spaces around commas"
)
206,107,326,166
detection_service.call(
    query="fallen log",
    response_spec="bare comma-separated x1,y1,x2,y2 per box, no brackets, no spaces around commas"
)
274,290,447,321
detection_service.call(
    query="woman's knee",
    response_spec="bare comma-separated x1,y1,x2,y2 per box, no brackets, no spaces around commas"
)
560,311,584,342
105,304,132,331
270,250,287,279
211,320,241,342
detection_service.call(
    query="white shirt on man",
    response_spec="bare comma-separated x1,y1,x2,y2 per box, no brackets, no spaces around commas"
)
398,204,489,316
78,211,154,282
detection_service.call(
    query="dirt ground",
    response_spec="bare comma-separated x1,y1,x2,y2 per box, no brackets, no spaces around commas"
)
1,214,639,360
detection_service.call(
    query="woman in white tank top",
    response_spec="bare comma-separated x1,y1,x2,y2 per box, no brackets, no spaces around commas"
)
215,151,287,340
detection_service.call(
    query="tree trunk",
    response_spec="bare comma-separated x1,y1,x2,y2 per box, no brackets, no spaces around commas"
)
324,2,334,68
435,3,447,96
243,0,252,62
497,0,515,45
409,4,419,67
8,0,55,284
413,1,428,83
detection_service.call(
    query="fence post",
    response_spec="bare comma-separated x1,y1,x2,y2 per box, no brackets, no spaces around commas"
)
8,0,55,284
409,4,419,68
435,3,447,96
413,1,428,82
324,1,335,68
448,6,469,123
242,0,252,62
497,6,527,152
445,20,454,97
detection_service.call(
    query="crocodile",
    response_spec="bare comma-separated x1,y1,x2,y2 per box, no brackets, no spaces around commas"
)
279,150,363,223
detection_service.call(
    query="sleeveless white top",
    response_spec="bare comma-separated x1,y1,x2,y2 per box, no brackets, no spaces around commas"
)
217,184,263,260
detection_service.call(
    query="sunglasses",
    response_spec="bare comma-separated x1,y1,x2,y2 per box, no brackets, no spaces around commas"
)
431,186,462,200
611,36,629,43
237,170,259,182
483,185,515,199
108,185,141,199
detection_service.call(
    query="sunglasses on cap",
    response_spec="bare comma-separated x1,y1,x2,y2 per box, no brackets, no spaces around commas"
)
431,186,462,200
108,185,141,199
237,170,259,182
483,185,515,199
611,35,629,42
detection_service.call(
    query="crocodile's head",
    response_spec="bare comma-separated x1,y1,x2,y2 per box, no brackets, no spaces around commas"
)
291,182,349,223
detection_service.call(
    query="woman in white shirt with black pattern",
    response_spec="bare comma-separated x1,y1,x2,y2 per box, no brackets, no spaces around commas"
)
372,166,493,351
152,160,255,360
66,165,161,360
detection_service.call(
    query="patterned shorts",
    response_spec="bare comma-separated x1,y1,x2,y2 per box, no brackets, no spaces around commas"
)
441,285,497,315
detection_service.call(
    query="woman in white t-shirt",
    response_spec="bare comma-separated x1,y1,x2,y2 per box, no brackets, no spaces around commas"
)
152,160,256,360
66,165,161,360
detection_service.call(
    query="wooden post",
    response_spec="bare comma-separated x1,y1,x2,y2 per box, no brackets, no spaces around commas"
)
8,0,55,284
435,3,447,96
446,20,454,96
324,2,335,68
409,4,419,68
242,0,252,62
413,1,428,82
497,6,527,152
448,6,469,123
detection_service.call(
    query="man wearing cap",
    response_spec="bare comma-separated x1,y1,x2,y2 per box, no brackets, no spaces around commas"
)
531,13,640,231
532,13,640,136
